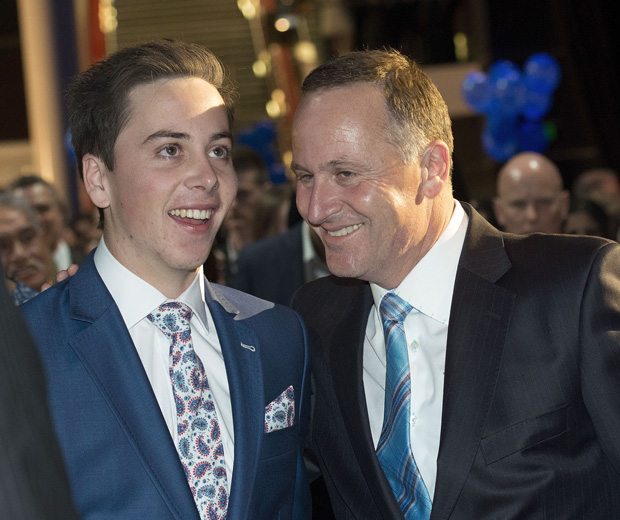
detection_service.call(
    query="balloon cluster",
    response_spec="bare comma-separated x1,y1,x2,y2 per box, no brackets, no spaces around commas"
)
461,53,561,162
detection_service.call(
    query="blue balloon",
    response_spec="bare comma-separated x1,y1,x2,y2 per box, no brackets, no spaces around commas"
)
522,89,552,121
461,71,492,113
487,60,525,117
518,120,549,153
523,53,561,94
482,116,520,162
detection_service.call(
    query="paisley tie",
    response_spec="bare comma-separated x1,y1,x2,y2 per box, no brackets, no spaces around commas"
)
148,301,228,520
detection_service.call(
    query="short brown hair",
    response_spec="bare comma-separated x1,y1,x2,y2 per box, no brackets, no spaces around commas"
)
67,39,234,180
302,49,453,164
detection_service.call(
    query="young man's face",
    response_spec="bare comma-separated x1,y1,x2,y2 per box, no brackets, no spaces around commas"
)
88,76,237,296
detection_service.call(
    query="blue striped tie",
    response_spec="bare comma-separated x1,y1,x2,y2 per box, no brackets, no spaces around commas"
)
376,292,432,519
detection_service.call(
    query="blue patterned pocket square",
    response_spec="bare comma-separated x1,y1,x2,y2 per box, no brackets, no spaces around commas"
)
264,385,295,433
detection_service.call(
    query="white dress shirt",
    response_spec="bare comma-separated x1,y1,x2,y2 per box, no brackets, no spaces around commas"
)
94,238,235,482
363,202,468,499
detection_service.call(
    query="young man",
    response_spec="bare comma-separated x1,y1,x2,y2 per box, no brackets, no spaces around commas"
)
21,40,310,520
290,49,620,519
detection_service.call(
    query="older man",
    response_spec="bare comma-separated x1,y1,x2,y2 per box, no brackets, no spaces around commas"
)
492,152,570,234
0,194,54,304
20,40,310,520
9,175,86,271
290,49,620,519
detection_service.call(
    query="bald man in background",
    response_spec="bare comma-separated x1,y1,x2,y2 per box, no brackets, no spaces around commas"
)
493,152,570,234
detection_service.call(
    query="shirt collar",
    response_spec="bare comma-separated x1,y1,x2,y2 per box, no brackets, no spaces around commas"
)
371,201,468,325
93,237,209,330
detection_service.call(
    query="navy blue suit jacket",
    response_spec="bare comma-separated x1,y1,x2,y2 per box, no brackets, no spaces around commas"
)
292,203,620,519
22,252,311,520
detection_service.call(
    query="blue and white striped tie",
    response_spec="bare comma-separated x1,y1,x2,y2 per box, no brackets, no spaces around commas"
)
376,292,432,519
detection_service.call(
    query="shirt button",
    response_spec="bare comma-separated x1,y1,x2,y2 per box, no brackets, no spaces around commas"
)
410,413,417,427
411,340,420,351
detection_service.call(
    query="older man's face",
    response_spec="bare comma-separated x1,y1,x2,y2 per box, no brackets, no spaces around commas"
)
493,161,569,235
11,183,65,250
291,84,432,290
0,206,51,290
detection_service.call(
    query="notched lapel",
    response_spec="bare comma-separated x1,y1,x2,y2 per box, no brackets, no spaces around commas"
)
206,288,263,520
66,271,200,520
432,205,515,520
329,284,404,519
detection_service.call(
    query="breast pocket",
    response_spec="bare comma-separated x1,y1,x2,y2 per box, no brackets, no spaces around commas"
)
480,405,568,464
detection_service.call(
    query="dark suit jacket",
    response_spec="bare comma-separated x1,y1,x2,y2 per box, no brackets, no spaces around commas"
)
233,223,305,306
291,203,620,519
21,253,311,520
0,269,79,520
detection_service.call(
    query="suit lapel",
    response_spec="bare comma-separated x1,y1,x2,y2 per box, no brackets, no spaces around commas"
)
205,282,263,520
431,204,515,520
67,259,199,520
329,283,405,519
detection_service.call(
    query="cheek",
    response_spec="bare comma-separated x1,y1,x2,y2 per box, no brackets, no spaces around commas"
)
295,188,310,218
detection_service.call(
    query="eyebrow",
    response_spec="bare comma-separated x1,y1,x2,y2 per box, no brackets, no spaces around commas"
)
142,130,233,145
290,158,353,173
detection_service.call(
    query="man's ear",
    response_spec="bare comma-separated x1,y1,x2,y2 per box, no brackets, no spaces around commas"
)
421,140,450,199
82,154,111,209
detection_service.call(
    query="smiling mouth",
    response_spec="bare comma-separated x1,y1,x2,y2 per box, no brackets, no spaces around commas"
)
169,208,213,220
327,223,362,237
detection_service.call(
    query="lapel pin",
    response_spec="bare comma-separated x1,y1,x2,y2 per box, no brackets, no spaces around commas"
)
241,342,256,352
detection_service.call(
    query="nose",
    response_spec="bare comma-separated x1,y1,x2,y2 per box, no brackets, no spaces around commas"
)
11,240,29,261
186,155,220,191
524,202,538,222
299,176,340,226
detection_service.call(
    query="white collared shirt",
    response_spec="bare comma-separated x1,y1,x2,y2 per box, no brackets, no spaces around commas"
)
363,202,468,499
94,238,235,481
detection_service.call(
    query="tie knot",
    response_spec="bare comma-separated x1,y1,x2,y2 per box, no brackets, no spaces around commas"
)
147,301,192,338
379,292,413,326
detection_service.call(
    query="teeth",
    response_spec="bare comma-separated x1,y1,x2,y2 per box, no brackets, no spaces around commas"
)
169,209,212,220
328,224,362,237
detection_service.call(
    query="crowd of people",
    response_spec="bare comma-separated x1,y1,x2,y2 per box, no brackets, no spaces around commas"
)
1,39,619,520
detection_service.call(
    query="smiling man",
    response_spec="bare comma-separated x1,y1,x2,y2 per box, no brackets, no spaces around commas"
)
290,49,620,519
20,40,310,520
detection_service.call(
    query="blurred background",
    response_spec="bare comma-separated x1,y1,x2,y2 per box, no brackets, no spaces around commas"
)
1,0,619,217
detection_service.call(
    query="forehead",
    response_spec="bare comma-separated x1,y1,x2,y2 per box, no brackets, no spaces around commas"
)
292,84,395,166
125,76,227,127
0,206,32,231
295,83,388,132
499,168,562,200
13,183,54,204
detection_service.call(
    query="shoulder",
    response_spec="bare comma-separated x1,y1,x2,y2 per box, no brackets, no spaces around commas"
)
503,232,618,266
210,282,302,323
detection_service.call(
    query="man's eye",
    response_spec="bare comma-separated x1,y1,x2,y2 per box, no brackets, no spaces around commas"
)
209,146,229,159
160,144,179,157
338,171,355,178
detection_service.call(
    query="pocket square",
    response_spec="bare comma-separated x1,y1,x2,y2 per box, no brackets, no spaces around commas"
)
264,385,295,433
